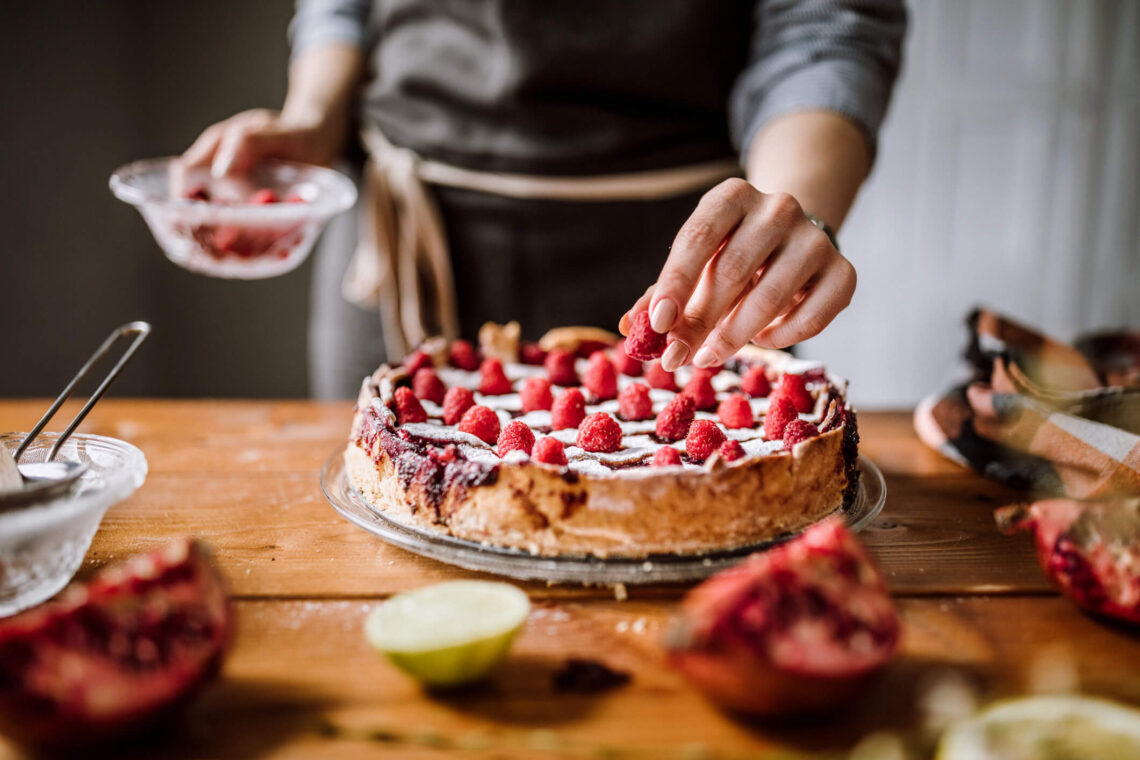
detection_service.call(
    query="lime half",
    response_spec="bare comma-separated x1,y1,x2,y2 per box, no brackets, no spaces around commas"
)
364,580,531,687
937,694,1140,760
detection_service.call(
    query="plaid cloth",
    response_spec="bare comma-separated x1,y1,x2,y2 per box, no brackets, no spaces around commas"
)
914,309,1140,499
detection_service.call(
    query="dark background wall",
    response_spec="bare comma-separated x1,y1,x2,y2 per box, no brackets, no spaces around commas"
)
0,2,306,398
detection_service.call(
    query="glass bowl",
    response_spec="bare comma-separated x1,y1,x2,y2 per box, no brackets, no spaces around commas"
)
109,157,357,279
0,433,147,617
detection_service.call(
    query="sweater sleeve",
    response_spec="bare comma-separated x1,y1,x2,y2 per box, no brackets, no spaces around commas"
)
729,0,907,161
289,0,372,57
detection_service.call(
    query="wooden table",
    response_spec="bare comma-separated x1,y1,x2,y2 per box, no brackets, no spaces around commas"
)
2,400,1139,759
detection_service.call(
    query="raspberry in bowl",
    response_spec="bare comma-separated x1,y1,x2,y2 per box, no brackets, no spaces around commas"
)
109,158,357,279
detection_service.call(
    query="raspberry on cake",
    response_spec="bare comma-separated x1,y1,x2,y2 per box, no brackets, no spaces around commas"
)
520,376,554,413
577,412,622,453
583,351,618,401
545,349,579,387
656,395,696,442
532,436,568,466
404,350,434,376
449,340,479,371
719,440,745,462
645,360,679,391
783,419,821,449
682,373,717,411
443,386,475,426
717,393,754,429
479,358,513,396
686,420,727,462
618,382,653,421
391,386,428,425
458,405,500,444
763,396,799,441
413,368,446,405
345,323,858,558
551,388,587,430
742,365,771,398
498,421,536,457
774,373,814,414
519,341,547,366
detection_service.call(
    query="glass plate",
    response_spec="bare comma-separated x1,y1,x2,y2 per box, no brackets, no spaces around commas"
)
321,446,886,585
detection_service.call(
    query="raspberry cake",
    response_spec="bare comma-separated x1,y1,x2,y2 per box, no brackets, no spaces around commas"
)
346,323,860,558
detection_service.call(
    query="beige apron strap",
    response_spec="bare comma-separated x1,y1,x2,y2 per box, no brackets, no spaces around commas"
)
343,126,460,360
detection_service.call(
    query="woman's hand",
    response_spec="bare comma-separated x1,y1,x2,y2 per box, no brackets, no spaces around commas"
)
180,108,342,177
180,44,364,177
621,178,857,371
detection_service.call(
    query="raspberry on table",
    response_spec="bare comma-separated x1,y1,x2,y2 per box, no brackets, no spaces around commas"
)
391,386,428,425
763,396,799,441
741,365,771,398
782,419,821,449
413,368,446,405
655,395,695,442
479,358,513,396
448,340,479,371
497,420,536,457
458,405,501,445
520,376,554,412
717,393,754,429
519,341,547,366
442,386,476,426
719,439,745,462
618,382,654,421
532,436,568,466
625,311,668,361
773,373,814,414
612,340,643,377
545,349,579,387
652,446,682,467
404,350,434,377
682,373,717,411
583,351,618,401
577,412,622,453
645,360,679,392
551,387,587,430
685,419,727,462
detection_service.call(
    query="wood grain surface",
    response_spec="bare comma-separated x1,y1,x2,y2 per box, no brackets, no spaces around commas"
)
0,400,1130,759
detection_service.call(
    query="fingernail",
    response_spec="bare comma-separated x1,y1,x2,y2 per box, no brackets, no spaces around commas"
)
661,340,689,372
618,313,631,336
211,153,233,179
693,347,719,368
650,299,677,333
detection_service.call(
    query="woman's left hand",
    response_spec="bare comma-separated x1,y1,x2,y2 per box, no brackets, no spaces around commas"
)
621,178,856,372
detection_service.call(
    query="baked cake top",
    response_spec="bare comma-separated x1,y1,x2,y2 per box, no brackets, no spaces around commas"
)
354,325,851,481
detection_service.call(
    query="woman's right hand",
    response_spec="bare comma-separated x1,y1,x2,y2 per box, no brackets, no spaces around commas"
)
180,108,344,177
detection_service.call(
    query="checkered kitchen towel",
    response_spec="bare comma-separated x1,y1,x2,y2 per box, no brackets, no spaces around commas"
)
914,309,1140,499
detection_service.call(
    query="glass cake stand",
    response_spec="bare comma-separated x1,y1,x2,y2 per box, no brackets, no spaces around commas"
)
321,446,886,585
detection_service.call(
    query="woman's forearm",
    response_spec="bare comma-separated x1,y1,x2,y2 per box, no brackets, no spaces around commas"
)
281,43,366,155
745,110,872,232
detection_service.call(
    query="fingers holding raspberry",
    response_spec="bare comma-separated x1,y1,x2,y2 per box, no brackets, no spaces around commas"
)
629,178,856,370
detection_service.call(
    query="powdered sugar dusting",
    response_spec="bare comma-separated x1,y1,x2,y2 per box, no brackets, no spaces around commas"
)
376,352,832,477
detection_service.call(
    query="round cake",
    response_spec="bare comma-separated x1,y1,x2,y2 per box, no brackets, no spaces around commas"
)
345,323,859,558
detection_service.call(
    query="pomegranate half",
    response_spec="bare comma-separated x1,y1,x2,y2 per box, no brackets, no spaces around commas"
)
997,498,1140,625
666,518,900,715
0,538,232,747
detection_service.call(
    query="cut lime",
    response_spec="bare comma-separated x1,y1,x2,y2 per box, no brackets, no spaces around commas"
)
937,694,1140,760
364,580,530,687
